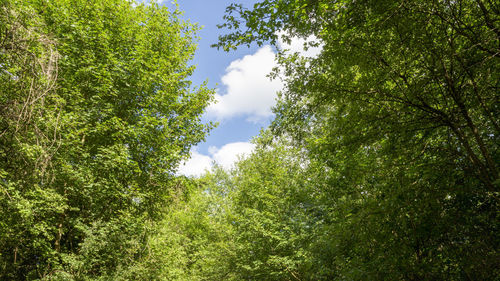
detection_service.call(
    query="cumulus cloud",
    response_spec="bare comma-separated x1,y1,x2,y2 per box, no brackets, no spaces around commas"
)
206,45,283,122
178,142,255,177
177,149,213,177
209,142,255,170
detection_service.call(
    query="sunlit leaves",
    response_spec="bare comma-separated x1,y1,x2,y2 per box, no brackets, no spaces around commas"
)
0,0,213,278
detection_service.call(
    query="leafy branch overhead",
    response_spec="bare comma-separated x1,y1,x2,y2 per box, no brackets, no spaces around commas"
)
207,0,499,279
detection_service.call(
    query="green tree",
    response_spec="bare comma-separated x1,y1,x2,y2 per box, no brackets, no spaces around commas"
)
0,0,213,279
217,0,498,191
183,136,325,280
216,0,499,279
143,174,238,281
223,140,318,280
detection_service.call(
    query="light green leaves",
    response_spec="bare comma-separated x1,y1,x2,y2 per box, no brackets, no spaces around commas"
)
0,0,214,279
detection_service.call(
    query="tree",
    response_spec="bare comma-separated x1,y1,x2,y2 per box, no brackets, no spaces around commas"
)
143,173,238,281
143,134,329,280
217,0,499,192
217,0,499,279
218,139,319,280
0,0,213,279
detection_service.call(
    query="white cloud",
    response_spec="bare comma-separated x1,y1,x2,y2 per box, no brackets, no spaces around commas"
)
206,45,283,122
177,150,213,177
178,142,255,177
204,36,321,123
210,142,255,170
277,32,323,58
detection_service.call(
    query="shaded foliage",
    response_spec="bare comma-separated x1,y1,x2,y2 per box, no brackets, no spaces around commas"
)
201,0,500,280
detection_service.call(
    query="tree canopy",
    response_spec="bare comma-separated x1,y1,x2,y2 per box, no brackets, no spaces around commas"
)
207,0,499,279
0,0,213,279
1,0,498,280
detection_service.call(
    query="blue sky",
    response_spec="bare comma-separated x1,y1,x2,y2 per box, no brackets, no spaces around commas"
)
166,0,273,176
155,0,320,176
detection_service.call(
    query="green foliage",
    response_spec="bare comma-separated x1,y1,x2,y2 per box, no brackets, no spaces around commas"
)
137,175,237,281
207,0,500,280
222,142,318,280
2,0,499,280
0,0,213,279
